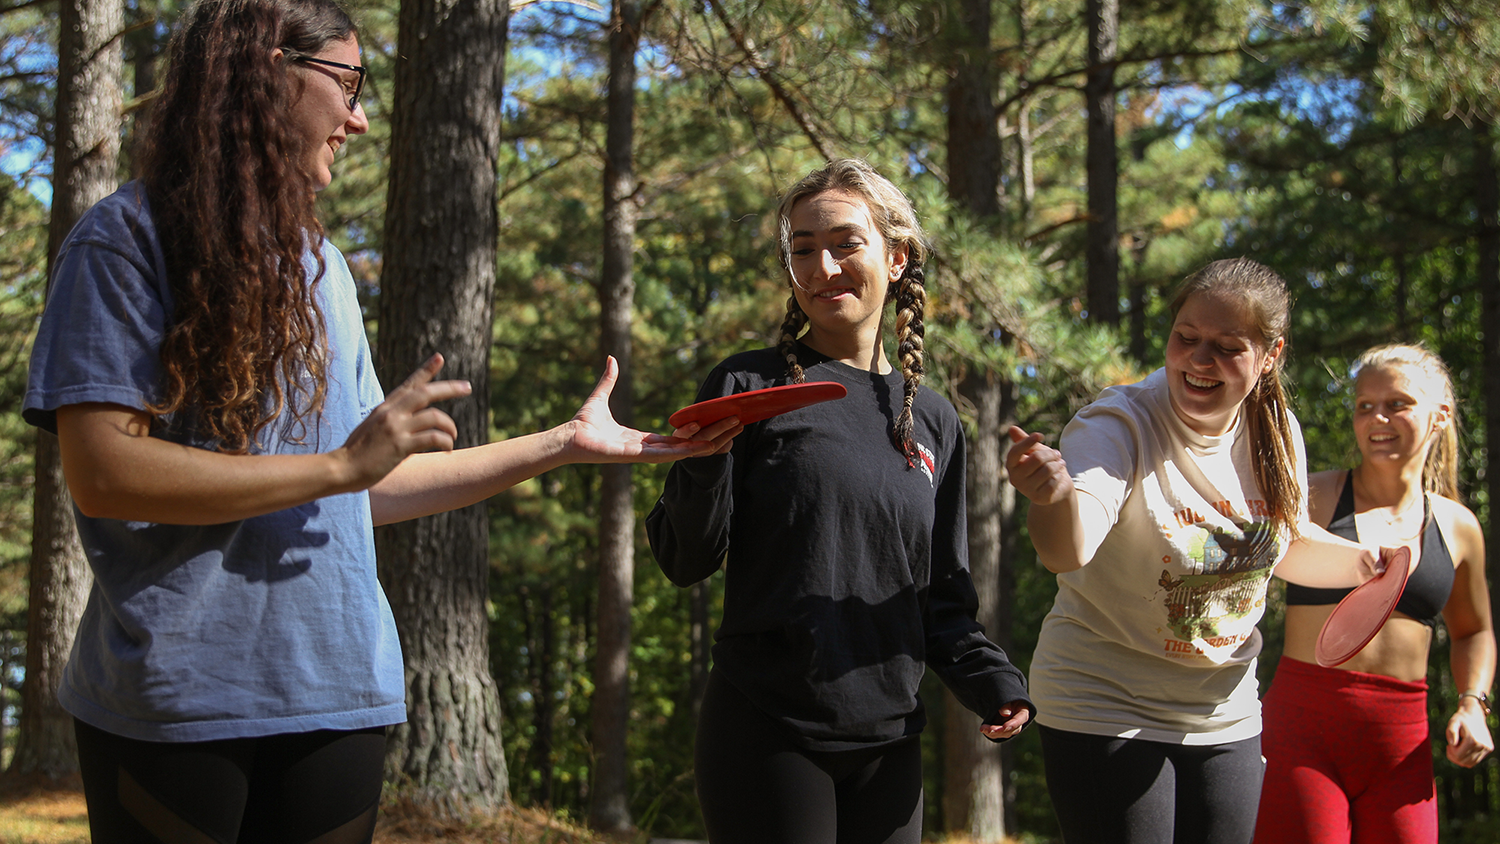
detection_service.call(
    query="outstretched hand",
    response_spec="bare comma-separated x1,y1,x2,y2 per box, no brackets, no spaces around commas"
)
566,357,720,463
980,702,1031,740
1005,426,1073,505
336,353,470,491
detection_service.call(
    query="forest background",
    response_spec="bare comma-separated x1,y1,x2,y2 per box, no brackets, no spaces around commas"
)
0,0,1498,842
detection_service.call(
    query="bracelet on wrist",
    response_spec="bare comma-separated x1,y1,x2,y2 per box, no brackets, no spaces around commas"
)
1460,691,1491,716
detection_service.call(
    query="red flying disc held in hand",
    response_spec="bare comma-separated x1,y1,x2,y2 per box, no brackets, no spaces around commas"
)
669,382,848,430
1314,545,1413,668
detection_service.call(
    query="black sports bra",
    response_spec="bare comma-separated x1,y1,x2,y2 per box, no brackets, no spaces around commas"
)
1284,471,1454,627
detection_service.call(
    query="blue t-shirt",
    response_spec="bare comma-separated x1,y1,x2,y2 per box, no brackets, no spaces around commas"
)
23,183,406,742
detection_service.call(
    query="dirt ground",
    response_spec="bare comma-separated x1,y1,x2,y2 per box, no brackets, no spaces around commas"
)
0,789,605,844
0,789,1021,843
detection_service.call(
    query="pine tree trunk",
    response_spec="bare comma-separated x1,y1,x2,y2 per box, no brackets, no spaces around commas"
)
945,369,1006,842
376,0,510,816
944,0,999,224
942,2,1009,838
5,0,121,788
1085,0,1119,325
590,0,644,832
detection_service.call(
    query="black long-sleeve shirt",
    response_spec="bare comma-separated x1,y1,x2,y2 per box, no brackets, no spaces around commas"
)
647,343,1033,750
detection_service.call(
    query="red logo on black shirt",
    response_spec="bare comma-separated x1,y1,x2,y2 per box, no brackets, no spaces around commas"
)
916,443,935,487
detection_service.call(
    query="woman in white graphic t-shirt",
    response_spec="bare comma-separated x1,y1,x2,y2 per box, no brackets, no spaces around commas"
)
1006,257,1387,844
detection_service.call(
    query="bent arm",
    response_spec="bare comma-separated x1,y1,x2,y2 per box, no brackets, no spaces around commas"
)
1025,492,1113,573
58,403,365,525
57,354,472,525
1007,427,1113,572
645,455,735,586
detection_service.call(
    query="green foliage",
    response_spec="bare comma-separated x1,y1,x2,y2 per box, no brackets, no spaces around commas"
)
0,175,46,758
5,0,1500,838
0,177,45,613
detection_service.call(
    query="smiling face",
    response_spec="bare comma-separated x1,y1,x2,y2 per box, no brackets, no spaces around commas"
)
285,35,368,190
1164,290,1284,436
1352,364,1448,467
786,189,909,354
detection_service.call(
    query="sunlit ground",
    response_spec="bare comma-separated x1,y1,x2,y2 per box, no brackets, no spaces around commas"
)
0,790,603,844
0,791,88,844
0,790,1027,844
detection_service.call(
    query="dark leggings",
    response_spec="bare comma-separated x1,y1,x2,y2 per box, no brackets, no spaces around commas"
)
75,718,387,844
1040,724,1264,844
693,670,924,844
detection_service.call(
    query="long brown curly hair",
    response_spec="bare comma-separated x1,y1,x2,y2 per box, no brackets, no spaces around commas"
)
136,0,357,453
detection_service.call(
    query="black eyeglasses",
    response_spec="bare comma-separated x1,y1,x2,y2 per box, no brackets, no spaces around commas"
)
289,55,366,111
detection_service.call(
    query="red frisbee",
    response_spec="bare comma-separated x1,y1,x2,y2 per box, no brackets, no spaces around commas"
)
669,382,848,430
1314,545,1413,668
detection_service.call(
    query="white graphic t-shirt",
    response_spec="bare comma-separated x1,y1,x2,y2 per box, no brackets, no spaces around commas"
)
1029,368,1305,745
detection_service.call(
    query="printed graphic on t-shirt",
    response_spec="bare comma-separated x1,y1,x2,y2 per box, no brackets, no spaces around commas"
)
915,442,936,487
1155,509,1280,662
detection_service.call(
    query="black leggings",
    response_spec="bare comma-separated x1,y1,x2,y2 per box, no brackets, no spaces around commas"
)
693,670,923,844
1040,725,1264,844
75,718,387,844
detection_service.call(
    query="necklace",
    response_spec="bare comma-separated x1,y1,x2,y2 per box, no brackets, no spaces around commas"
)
1363,495,1426,543
1352,473,1427,543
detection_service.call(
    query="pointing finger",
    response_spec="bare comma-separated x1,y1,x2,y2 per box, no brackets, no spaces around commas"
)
399,353,446,391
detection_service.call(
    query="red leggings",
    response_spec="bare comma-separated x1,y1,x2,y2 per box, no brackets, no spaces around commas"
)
1255,656,1435,844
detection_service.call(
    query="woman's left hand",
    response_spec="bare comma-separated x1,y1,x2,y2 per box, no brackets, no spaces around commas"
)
1446,700,1494,768
566,357,719,463
979,703,1031,740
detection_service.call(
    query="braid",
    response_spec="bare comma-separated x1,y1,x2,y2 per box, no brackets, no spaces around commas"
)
891,265,926,465
778,293,808,384
774,159,933,466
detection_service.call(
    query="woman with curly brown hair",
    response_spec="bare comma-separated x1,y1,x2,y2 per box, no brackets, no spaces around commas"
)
23,0,710,840
646,159,1032,844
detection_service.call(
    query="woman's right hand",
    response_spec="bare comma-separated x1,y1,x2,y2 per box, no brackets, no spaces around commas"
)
674,415,744,457
333,354,472,491
1005,426,1073,505
1368,545,1400,581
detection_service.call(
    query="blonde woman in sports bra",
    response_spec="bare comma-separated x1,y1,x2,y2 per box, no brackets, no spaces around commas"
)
1256,343,1495,843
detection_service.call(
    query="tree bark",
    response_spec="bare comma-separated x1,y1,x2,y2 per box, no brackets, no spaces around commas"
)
590,0,644,832
945,0,999,222
376,0,510,817
1085,0,1120,325
945,368,1006,842
942,2,1009,840
5,0,121,788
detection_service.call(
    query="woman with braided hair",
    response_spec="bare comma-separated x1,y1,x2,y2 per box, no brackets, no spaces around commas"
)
24,0,711,840
647,158,1032,844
